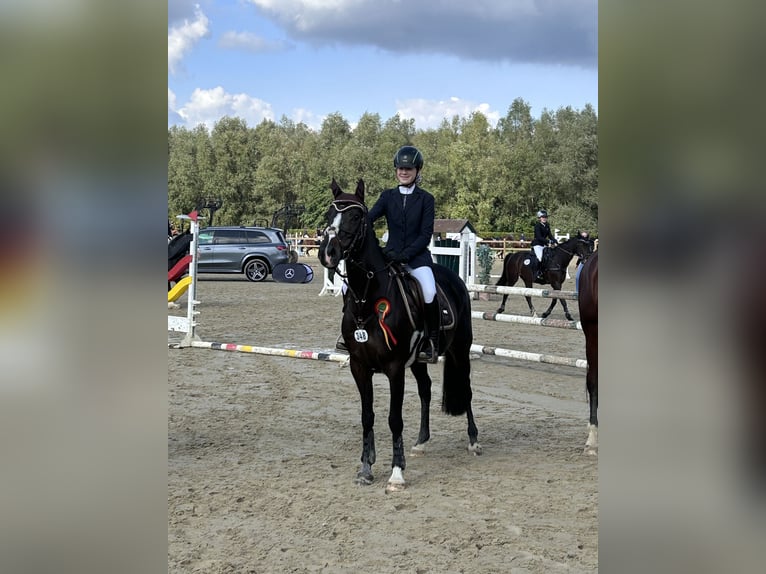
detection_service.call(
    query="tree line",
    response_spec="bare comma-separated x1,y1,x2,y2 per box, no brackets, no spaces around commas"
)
168,98,598,238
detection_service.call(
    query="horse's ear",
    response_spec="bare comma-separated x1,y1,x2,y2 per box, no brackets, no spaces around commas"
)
330,178,342,198
355,179,365,203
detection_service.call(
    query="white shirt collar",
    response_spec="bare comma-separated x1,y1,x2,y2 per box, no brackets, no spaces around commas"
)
398,184,415,194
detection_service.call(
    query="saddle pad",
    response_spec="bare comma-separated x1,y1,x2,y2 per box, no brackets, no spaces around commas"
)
403,274,456,331
272,263,314,284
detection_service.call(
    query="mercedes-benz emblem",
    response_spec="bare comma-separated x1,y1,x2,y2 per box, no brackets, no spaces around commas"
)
285,268,295,279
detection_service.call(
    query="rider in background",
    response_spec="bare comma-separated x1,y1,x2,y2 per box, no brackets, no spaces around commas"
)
532,209,557,281
575,230,592,291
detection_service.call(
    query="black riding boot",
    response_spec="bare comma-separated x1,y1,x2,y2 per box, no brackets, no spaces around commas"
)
335,296,348,352
417,301,440,364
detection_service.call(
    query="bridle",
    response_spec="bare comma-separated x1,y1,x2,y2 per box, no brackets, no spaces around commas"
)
323,199,368,262
322,199,396,307
552,238,594,261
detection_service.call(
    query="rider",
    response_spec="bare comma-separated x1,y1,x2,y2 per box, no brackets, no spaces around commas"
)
575,230,591,291
531,209,557,281
335,145,439,364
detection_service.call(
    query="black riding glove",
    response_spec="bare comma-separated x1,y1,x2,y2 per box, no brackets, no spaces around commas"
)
384,248,401,261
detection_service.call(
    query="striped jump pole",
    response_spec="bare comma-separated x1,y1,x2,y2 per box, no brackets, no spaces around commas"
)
466,283,578,301
470,344,587,369
187,340,350,364
471,311,582,331
168,212,348,364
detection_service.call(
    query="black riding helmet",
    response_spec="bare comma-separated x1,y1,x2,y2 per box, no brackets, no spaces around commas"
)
393,145,424,170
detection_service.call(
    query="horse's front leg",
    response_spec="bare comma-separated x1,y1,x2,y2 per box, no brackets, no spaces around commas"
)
495,294,508,314
525,295,538,317
584,344,598,455
409,363,432,456
385,371,407,492
540,296,559,319
351,362,376,485
561,298,573,321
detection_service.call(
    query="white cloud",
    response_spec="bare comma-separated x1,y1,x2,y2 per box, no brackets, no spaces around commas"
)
219,30,292,53
168,6,210,75
173,86,275,130
290,108,323,131
396,97,501,130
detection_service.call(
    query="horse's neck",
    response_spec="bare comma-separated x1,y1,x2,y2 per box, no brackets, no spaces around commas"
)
553,241,577,264
345,239,387,293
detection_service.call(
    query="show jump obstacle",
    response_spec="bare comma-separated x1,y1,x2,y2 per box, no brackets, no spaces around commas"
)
167,212,350,364
168,214,584,369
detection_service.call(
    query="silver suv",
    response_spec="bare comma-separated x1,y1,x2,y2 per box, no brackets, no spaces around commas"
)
197,226,290,282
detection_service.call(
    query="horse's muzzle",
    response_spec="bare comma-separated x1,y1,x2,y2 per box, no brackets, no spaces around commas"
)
318,234,341,269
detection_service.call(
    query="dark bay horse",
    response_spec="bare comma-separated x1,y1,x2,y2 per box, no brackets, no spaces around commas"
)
578,250,598,455
318,179,481,492
495,236,594,320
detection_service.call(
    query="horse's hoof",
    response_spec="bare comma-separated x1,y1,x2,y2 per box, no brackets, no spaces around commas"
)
355,473,374,486
584,446,598,456
468,442,483,456
385,480,406,493
565,315,573,321
411,443,426,456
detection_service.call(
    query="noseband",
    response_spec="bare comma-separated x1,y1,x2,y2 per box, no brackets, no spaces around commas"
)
323,200,368,260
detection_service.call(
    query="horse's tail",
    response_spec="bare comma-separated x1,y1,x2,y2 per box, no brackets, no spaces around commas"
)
439,268,473,416
496,252,514,286
442,348,472,416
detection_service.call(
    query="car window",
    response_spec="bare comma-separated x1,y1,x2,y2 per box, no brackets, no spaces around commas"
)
198,230,213,245
245,230,270,244
214,230,245,244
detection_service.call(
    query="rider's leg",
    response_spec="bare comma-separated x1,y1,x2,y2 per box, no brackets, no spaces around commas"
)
533,245,544,280
410,266,439,364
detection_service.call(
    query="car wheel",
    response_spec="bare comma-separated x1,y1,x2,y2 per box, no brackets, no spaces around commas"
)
244,259,268,282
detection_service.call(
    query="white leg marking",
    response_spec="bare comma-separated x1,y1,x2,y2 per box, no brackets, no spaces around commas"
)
385,466,406,492
584,423,598,455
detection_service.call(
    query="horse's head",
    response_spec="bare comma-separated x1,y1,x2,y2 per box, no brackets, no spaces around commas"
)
574,233,595,260
318,178,368,269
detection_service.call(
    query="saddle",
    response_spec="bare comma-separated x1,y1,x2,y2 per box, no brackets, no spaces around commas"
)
391,265,456,332
533,246,561,273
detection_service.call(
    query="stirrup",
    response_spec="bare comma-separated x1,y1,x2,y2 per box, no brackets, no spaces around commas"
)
335,335,348,352
417,340,438,364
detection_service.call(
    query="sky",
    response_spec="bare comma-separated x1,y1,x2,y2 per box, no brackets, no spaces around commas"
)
168,0,597,132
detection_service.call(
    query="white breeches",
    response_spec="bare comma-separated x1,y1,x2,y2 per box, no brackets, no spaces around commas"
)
407,265,436,303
